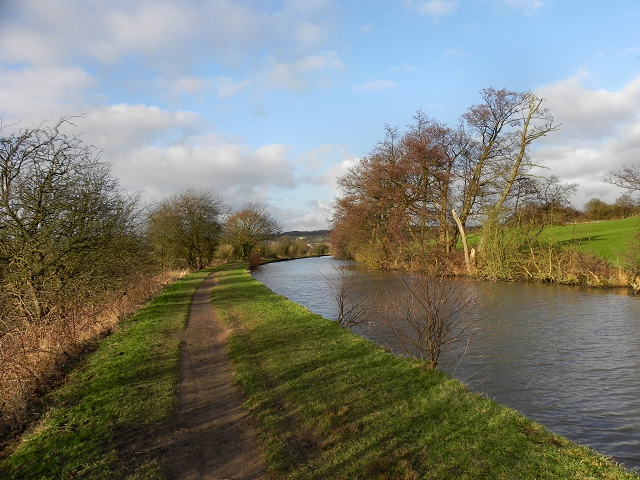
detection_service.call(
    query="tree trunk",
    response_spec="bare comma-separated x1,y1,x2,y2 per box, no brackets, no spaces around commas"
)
452,209,471,274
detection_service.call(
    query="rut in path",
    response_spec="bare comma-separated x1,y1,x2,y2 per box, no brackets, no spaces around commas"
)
165,271,268,480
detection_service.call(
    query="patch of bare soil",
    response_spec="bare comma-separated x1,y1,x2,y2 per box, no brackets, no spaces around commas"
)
163,271,268,480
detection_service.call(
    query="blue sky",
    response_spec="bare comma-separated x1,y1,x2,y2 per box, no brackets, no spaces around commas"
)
1,0,639,230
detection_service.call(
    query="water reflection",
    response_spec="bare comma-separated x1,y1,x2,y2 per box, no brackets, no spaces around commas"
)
251,257,640,470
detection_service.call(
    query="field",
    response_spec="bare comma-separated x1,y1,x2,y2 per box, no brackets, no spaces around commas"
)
465,216,640,268
541,217,640,264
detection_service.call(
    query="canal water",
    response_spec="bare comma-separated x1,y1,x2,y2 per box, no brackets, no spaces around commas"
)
252,256,640,470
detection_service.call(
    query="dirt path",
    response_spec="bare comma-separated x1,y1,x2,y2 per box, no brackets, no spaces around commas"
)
165,271,268,480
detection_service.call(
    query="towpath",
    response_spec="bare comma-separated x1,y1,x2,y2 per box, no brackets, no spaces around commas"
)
164,271,268,480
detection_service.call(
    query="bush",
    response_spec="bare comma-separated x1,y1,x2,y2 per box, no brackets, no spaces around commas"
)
215,244,236,262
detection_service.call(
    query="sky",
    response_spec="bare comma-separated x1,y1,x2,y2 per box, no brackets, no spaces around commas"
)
0,0,639,230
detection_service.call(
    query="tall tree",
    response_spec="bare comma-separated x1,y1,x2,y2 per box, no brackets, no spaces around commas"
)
457,88,559,256
147,188,225,270
402,111,467,252
334,126,412,267
332,117,467,268
0,118,146,323
224,202,283,260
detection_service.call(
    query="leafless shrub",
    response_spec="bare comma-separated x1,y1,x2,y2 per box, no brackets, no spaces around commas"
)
383,275,484,369
248,251,263,269
321,263,373,328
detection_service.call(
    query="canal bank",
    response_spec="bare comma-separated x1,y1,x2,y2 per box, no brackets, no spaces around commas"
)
216,264,638,479
252,256,640,471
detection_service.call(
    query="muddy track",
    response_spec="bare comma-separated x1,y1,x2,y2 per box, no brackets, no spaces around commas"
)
164,271,268,480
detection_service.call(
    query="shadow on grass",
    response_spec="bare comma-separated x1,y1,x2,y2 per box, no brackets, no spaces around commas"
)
215,266,639,480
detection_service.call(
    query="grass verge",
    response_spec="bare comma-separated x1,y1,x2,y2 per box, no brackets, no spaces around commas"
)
214,264,639,479
0,267,222,480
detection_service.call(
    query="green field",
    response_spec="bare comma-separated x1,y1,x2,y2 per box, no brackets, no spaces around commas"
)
466,217,639,265
540,217,639,264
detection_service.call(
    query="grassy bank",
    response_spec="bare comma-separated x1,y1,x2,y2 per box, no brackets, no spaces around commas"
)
541,217,639,265
459,217,639,285
2,263,638,479
0,267,220,480
214,264,638,479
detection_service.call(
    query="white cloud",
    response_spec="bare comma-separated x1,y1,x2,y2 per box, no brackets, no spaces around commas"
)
112,137,296,206
403,0,457,18
0,95,300,210
264,52,344,90
502,0,545,12
292,21,329,48
78,104,205,154
353,80,398,93
274,199,334,231
0,65,95,124
0,0,339,70
214,77,254,99
537,73,640,141
54,104,295,206
533,74,640,207
417,0,458,17
167,77,209,96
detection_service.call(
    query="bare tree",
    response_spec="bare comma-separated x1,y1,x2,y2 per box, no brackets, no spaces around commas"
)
320,263,372,328
146,188,226,270
457,88,560,254
224,202,283,260
384,275,483,369
605,165,640,193
0,118,147,324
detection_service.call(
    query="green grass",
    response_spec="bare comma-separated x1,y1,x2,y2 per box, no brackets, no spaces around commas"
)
0,267,224,480
540,217,639,264
3,261,638,479
214,264,638,480
466,217,639,265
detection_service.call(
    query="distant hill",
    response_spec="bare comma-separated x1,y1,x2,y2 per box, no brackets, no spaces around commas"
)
280,229,331,238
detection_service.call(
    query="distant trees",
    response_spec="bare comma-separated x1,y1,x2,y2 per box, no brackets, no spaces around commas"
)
224,202,283,260
508,176,580,227
269,236,329,258
583,196,639,221
270,236,309,258
331,88,562,272
146,188,226,270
